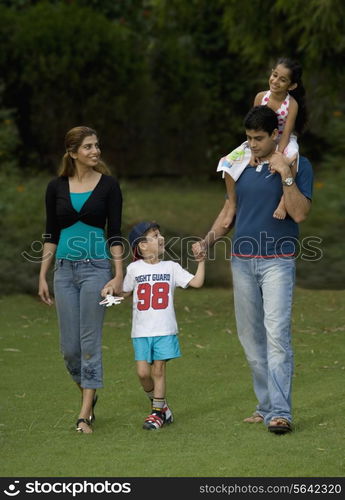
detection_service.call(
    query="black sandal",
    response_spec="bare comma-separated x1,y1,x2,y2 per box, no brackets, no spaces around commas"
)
76,418,92,433
89,394,98,423
268,417,292,434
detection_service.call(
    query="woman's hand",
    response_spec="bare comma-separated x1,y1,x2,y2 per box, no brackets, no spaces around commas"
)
101,275,123,297
38,277,53,305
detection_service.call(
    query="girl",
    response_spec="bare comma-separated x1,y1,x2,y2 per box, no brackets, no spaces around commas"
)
218,57,307,222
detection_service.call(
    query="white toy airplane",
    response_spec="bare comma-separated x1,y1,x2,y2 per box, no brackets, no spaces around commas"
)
99,295,124,307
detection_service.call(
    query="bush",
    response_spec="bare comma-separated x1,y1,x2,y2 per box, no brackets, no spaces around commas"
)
0,2,220,177
0,3,150,174
0,103,21,176
0,1,261,178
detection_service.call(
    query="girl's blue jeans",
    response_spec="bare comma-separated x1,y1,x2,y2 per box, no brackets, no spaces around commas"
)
231,255,296,425
53,258,112,389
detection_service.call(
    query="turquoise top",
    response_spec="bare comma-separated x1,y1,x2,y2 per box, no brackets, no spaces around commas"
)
56,191,109,260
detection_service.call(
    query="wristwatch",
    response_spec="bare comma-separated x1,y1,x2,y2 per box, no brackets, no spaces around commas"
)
282,177,295,186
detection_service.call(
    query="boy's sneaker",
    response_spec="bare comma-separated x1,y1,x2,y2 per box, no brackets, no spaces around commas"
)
143,405,174,430
143,408,164,430
163,404,174,425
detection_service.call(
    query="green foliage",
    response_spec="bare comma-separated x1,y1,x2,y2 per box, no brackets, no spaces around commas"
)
0,1,224,176
0,0,31,7
2,2,150,173
76,0,152,29
0,106,20,175
322,110,345,169
223,0,284,64
222,0,345,136
147,0,256,162
274,0,345,63
147,35,209,174
223,0,345,67
1,1,345,175
0,171,47,296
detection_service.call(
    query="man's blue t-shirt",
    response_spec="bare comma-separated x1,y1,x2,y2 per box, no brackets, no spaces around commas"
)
232,156,313,257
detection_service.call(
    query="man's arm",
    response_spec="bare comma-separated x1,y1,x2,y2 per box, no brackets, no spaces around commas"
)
192,199,234,259
269,152,311,223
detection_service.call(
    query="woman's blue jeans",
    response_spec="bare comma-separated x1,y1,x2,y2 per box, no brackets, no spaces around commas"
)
53,259,112,389
231,256,296,425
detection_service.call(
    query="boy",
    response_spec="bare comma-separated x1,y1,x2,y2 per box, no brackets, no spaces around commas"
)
123,221,205,430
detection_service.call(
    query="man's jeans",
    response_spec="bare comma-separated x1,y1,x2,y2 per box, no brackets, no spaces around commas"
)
231,256,296,424
54,259,112,389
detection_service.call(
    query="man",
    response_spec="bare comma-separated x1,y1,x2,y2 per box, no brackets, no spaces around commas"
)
193,106,313,434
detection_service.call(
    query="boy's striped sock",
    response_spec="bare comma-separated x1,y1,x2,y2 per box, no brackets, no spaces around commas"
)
152,397,165,412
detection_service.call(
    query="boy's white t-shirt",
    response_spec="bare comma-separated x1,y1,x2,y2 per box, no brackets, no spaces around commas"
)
123,259,194,338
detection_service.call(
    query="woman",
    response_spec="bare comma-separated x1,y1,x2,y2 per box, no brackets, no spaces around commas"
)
38,126,123,434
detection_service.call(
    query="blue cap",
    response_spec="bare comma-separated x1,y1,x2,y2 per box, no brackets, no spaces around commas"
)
128,221,160,251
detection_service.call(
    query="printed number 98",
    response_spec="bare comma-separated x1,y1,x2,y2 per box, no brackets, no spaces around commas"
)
137,282,169,310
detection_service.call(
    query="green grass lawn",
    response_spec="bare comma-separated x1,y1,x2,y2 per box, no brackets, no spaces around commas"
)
1,289,345,477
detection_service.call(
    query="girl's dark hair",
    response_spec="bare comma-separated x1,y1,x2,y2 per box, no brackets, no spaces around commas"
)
275,57,307,135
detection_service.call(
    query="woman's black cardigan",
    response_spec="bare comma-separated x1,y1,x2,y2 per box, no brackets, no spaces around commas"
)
44,174,123,248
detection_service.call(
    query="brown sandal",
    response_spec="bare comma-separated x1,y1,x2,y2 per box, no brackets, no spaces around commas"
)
243,412,264,424
268,417,292,434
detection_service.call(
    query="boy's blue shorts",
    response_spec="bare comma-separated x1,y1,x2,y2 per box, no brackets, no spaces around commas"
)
132,335,181,363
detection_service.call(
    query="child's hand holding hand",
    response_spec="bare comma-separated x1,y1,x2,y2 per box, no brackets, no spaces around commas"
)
192,240,207,261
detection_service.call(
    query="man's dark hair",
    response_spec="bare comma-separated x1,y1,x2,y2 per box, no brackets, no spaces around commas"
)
244,106,278,135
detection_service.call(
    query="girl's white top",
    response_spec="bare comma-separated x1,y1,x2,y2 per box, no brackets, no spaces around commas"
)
261,90,290,138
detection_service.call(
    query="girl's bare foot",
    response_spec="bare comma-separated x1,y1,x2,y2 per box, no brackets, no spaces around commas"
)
273,206,287,219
